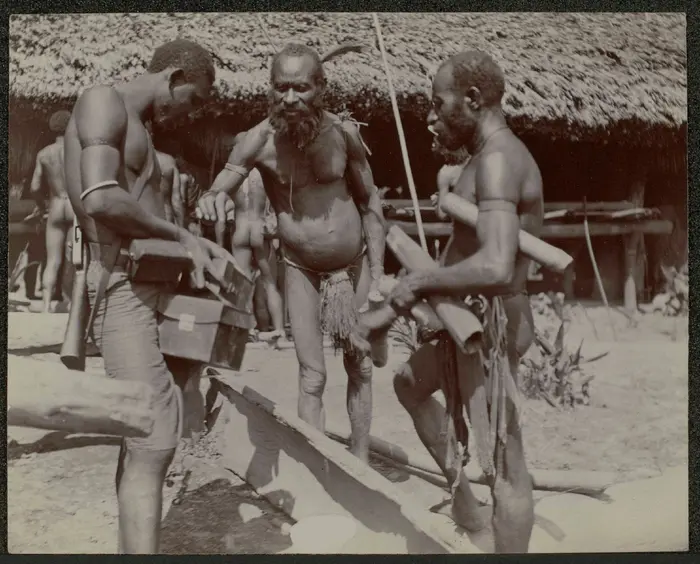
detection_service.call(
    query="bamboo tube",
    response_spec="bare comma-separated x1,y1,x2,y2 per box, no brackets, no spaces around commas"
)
440,192,574,273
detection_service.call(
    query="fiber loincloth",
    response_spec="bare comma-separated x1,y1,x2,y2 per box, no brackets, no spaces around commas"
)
283,245,366,352
430,294,523,493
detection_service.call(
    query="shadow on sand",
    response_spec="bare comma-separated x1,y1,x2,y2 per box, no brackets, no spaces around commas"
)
160,478,294,554
7,431,122,460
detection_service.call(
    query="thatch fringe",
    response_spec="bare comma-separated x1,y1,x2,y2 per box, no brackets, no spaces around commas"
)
9,12,687,140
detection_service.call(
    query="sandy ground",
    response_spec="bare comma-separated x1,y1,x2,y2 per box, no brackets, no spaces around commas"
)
6,306,688,554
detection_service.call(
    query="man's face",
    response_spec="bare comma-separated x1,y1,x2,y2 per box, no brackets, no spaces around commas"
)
427,65,477,151
153,71,212,125
269,54,323,124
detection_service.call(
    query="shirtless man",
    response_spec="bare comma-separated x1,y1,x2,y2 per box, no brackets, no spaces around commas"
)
197,43,386,462
230,166,286,342
155,150,180,225
388,51,543,553
28,110,73,312
63,39,230,553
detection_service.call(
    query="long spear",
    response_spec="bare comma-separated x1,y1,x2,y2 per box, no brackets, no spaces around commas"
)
372,13,428,252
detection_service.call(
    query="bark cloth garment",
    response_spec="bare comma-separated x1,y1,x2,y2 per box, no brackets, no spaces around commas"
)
425,292,530,497
282,244,367,352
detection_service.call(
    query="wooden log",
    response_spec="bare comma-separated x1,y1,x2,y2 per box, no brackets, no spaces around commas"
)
325,425,621,498
384,199,639,213
7,355,155,438
441,193,574,273
388,220,674,239
211,372,468,554
386,226,483,354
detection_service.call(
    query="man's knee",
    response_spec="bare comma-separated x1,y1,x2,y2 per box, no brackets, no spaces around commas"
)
299,363,327,398
393,362,419,410
344,351,372,385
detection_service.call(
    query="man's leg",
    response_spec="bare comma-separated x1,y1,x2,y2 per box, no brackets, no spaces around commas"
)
285,263,326,431
482,296,535,553
90,272,181,554
42,199,68,312
394,343,487,531
252,225,285,335
343,254,373,461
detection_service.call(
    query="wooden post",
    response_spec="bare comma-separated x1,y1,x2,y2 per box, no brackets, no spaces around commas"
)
623,173,647,311
8,355,155,437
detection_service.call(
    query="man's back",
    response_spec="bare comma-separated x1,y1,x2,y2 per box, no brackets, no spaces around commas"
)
38,141,67,199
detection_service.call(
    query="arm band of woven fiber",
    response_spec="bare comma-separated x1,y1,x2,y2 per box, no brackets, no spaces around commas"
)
80,180,120,201
478,199,517,214
224,163,251,178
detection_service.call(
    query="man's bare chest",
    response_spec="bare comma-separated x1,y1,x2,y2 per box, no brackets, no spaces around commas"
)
452,163,477,204
121,122,161,193
258,129,347,188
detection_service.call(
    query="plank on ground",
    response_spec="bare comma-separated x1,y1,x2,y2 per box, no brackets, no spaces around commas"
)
211,372,476,554
7,355,155,438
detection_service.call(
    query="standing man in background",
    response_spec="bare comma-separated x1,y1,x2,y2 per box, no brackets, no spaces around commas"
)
27,110,73,312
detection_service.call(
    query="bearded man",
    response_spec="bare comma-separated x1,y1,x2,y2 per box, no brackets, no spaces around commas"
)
388,51,543,553
196,43,386,462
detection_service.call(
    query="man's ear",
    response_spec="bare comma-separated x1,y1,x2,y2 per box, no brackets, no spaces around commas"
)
168,68,187,92
464,86,482,111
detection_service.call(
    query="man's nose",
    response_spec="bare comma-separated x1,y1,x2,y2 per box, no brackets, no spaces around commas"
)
284,89,298,105
427,109,437,126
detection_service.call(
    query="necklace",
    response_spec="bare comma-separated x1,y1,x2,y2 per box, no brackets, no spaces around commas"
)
473,125,509,155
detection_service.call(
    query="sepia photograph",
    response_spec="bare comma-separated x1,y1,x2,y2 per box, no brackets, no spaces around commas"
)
6,11,688,555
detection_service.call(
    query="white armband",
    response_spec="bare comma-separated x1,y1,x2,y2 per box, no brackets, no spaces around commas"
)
224,163,251,178
80,180,120,201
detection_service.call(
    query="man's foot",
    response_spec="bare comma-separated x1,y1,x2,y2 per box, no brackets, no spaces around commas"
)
433,497,494,553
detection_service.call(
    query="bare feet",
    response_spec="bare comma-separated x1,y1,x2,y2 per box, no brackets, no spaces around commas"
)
433,497,495,553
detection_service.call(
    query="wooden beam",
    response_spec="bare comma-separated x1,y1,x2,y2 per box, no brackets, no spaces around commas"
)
383,199,638,213
388,220,674,239
8,355,155,438
211,372,470,554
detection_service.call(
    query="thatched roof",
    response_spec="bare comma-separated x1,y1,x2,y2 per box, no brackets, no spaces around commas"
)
9,12,687,144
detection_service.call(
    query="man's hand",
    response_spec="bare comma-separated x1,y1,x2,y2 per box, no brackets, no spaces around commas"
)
388,271,426,312
196,190,233,223
178,229,235,289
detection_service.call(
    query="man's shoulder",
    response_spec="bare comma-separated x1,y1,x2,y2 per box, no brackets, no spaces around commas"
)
76,84,124,110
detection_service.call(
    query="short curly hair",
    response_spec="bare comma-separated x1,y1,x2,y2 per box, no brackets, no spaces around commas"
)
148,39,216,85
49,110,71,133
441,50,505,107
270,43,325,87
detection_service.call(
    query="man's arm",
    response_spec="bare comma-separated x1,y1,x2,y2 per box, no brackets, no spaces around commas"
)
161,157,175,224
29,151,47,211
74,86,185,242
208,126,269,198
435,165,454,221
411,152,520,295
171,169,184,227
342,121,386,282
